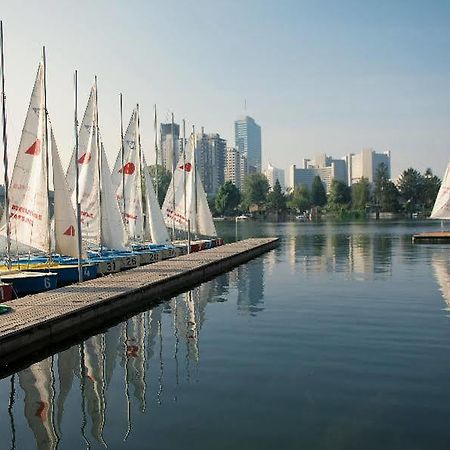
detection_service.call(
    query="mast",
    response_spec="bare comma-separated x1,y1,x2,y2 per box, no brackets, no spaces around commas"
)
171,113,175,238
193,125,198,238
94,76,103,252
42,46,52,263
120,93,125,221
74,70,83,282
0,21,11,269
182,120,186,235
154,104,159,204
136,103,144,241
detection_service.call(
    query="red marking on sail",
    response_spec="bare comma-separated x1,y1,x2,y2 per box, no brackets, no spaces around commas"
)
179,162,192,172
35,401,49,421
25,139,41,155
119,162,135,175
127,345,139,358
63,225,76,236
78,152,92,164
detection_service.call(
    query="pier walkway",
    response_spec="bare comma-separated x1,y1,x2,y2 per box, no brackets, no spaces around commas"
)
0,237,278,371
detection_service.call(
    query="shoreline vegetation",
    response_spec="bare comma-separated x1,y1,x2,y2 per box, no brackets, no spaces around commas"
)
202,163,441,222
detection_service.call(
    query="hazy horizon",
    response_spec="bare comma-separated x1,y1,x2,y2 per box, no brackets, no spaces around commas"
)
1,0,450,180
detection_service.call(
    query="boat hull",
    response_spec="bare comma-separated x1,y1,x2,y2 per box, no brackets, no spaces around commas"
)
0,271,58,297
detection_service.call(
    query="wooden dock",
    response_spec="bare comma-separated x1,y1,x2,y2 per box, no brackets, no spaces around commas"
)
412,231,450,244
0,237,278,372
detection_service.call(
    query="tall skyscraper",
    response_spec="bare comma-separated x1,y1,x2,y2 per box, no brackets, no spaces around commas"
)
195,130,227,196
234,116,261,172
159,122,180,172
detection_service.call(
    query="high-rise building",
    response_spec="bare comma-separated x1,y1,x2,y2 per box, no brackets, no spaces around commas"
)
159,122,180,172
195,130,227,196
234,116,262,172
347,148,391,184
225,147,248,189
265,163,285,191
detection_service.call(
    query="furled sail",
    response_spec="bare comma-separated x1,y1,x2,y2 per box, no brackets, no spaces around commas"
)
0,62,50,252
162,135,216,237
430,163,450,219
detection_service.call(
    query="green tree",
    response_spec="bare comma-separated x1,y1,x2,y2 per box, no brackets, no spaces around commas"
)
311,176,327,207
241,173,270,210
288,184,311,213
422,168,441,211
397,168,424,213
352,177,370,210
266,179,287,213
148,164,172,206
328,179,351,207
215,181,241,215
373,163,400,212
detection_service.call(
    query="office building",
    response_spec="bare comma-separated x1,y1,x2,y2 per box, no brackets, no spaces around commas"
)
195,130,227,196
265,163,285,191
159,122,180,172
347,148,391,184
234,116,262,172
225,147,248,189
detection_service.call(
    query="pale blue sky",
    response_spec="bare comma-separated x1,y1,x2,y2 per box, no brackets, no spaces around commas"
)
1,0,450,178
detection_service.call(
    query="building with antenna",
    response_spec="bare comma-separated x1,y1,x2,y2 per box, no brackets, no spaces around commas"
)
234,116,261,173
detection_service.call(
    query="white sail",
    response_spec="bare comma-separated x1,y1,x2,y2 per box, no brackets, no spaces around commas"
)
50,126,85,258
66,87,101,246
430,163,450,219
142,155,171,244
66,85,127,250
162,135,216,237
100,142,128,251
0,62,50,252
112,109,170,245
112,110,144,240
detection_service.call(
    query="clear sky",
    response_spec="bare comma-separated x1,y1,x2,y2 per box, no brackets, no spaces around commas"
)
1,0,450,179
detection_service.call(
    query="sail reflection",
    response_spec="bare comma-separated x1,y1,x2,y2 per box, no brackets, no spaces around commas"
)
5,270,264,447
432,254,450,310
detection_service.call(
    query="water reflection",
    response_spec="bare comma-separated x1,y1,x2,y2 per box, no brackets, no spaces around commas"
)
288,229,393,279
3,270,253,449
432,254,450,310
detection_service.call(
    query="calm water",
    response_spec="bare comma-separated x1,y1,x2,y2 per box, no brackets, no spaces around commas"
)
2,220,450,450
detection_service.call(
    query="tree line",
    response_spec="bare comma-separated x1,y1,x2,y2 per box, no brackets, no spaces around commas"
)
213,163,442,217
148,163,442,218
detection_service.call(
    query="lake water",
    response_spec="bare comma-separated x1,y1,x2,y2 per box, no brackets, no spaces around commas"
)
2,220,450,450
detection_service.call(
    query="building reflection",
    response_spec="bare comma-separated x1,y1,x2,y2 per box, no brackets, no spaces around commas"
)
6,274,237,448
288,230,393,279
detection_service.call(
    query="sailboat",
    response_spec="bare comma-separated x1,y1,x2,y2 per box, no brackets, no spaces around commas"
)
0,49,95,294
66,83,135,273
413,163,450,243
111,105,171,262
162,131,220,252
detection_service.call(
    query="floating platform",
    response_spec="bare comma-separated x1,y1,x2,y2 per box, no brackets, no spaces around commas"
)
412,231,450,244
0,237,278,372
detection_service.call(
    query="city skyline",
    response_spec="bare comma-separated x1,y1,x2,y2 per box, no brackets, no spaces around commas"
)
1,1,450,181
